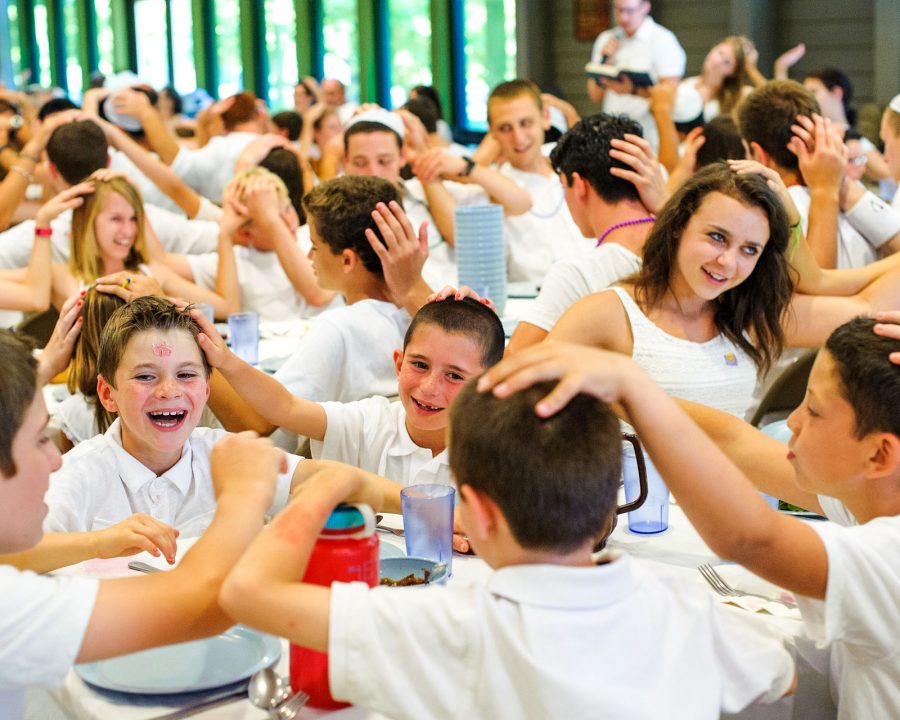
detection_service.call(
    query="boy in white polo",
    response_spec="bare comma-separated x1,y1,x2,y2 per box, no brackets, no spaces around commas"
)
0,328,283,719
220,378,795,719
194,296,504,490
43,296,303,537
482,315,900,719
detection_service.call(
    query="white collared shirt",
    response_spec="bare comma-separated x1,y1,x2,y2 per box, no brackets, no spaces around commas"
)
329,554,794,719
590,16,687,151
43,420,299,537
310,396,450,487
169,131,259,202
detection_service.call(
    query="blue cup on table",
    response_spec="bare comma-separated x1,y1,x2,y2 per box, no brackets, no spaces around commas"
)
227,311,259,365
401,484,455,575
455,204,506,316
622,441,669,534
194,303,215,324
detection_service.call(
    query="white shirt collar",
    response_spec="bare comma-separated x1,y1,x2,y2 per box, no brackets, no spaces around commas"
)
384,407,450,467
106,418,194,496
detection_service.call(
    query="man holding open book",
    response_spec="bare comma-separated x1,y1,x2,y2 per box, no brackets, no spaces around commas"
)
586,0,685,152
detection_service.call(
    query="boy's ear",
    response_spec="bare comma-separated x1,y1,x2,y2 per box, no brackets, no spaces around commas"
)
341,247,360,273
749,141,771,166
393,348,403,377
458,484,500,543
96,374,118,414
867,433,900,481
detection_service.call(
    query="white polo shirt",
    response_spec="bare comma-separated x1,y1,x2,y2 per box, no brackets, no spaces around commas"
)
796,497,900,719
310,396,450,488
329,554,794,718
0,567,98,716
43,420,299,537
524,243,642,331
169,131,259,202
274,299,409,404
497,164,592,284
590,16,687,151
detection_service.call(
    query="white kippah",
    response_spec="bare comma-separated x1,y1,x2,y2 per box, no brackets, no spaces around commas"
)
889,94,900,114
345,108,405,139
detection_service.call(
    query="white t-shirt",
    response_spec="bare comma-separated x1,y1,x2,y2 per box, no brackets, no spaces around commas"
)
497,164,592,284
43,420,299,537
274,299,409,404
796,498,900,719
186,228,335,322
0,566,98,717
590,17,687,151
789,185,900,269
328,554,794,719
609,286,758,417
524,244,642,331
169,131,258,202
310,396,450,487
109,148,181,215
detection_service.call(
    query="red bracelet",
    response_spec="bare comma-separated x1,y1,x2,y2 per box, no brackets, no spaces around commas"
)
34,227,52,237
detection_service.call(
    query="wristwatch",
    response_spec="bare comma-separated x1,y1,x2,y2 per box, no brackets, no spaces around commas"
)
461,157,476,177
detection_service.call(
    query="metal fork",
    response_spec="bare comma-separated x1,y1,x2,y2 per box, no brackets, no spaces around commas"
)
374,514,405,537
698,564,796,607
271,689,310,719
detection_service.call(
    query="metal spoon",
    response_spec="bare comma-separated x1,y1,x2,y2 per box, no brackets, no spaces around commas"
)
248,667,289,712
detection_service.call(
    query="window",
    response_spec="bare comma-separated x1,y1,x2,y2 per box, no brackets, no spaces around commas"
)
94,0,115,77
62,0,83,99
134,0,169,89
462,0,516,129
170,0,196,93
322,0,359,103
387,0,432,108
264,0,297,109
214,0,242,97
32,0,53,88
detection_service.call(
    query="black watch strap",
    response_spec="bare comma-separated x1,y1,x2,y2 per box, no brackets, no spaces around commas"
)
461,156,476,176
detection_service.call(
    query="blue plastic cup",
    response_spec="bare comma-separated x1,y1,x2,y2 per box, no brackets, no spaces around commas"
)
401,484,455,574
195,303,215,324
622,445,669,534
227,312,259,365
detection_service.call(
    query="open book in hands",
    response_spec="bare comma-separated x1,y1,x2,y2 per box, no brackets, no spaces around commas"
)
585,61,656,89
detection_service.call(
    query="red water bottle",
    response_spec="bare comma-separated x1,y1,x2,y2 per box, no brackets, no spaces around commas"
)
290,503,378,709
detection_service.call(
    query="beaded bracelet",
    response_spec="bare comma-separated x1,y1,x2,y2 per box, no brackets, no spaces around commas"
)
9,165,34,183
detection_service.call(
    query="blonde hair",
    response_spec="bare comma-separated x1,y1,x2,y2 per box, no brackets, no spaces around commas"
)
69,177,147,283
709,36,748,116
226,166,289,204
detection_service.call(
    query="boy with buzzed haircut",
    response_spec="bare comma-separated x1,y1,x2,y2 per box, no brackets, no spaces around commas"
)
43,296,306,536
738,80,900,269
475,79,590,284
221,378,795,719
0,328,283,716
194,296,504,490
481,314,900,718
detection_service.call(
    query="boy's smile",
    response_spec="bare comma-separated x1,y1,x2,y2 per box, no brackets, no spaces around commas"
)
98,329,210,476
394,325,485,454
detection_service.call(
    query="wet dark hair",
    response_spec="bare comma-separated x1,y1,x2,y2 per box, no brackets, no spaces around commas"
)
450,380,621,553
160,86,183,116
410,85,444,120
695,116,747,168
404,298,505,369
260,147,307,224
0,330,38,477
635,163,793,376
37,97,79,121
738,80,819,173
825,317,900,439
302,175,401,278
550,113,643,203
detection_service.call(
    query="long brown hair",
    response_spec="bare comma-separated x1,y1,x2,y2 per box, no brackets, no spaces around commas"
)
69,177,147,283
634,163,793,376
66,288,125,433
710,36,748,116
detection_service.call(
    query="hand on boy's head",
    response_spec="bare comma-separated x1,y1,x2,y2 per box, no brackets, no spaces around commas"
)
477,341,637,417
210,432,285,508
427,285,496,312
187,307,230,368
241,175,281,220
873,312,900,365
95,271,165,302
37,291,84,385
35,181,96,226
93,513,180,564
608,133,667,215
89,167,130,185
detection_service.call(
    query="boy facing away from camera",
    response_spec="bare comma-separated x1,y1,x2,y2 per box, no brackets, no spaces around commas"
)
219,378,795,719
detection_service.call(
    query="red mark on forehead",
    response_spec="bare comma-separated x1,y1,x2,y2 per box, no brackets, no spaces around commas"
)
152,342,173,357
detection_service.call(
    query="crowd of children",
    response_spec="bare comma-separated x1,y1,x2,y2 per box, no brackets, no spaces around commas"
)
1,31,900,719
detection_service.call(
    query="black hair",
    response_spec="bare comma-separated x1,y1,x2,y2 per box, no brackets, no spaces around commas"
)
696,116,747,168
260,147,306,224
272,110,303,142
410,85,444,119
344,120,403,153
37,97,79,121
450,381,621,553
404,298,505,369
160,86,184,116
805,68,857,128
550,113,643,204
404,96,439,134
46,120,109,184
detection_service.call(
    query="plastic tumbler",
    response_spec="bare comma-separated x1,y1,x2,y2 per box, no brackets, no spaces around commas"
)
454,204,506,316
622,443,669,534
227,311,259,365
194,303,215,324
401,484,455,574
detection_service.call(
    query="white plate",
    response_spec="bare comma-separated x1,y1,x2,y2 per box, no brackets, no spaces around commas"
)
75,626,280,694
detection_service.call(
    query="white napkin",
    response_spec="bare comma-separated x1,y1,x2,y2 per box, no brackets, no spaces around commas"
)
712,564,802,620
